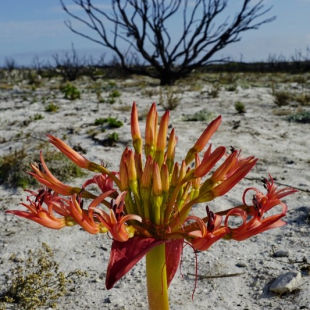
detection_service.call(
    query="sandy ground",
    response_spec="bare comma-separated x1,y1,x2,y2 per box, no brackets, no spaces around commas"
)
0,73,309,309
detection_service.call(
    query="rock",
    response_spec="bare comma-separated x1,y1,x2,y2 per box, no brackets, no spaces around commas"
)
274,250,290,257
269,271,302,294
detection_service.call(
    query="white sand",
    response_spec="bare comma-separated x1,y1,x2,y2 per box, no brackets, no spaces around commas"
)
1,74,309,309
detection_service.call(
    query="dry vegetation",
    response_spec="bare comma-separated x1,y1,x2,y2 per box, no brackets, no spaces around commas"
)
0,65,309,309
1,67,309,190
0,243,87,310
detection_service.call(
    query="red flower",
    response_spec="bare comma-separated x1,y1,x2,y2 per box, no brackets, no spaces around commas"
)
224,176,297,241
6,102,296,300
188,206,229,251
6,189,68,229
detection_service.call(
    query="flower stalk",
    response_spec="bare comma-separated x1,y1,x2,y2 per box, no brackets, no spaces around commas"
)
146,243,169,310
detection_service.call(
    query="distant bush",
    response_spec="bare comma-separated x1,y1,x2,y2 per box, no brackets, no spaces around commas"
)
60,83,81,100
288,110,310,123
109,89,121,98
0,243,87,310
208,84,220,98
234,101,246,113
94,117,123,128
0,149,85,189
30,113,44,121
159,87,181,111
45,103,59,112
273,90,292,106
183,109,215,122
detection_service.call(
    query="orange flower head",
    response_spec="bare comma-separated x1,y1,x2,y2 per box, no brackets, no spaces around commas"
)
6,103,296,294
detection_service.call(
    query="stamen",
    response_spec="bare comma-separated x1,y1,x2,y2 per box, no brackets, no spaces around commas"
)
230,146,236,153
253,195,262,217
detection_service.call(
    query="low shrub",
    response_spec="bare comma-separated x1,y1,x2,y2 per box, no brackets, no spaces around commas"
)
60,83,81,100
183,109,215,122
0,243,87,310
45,103,59,113
288,110,310,123
0,148,85,189
234,101,246,113
94,117,123,128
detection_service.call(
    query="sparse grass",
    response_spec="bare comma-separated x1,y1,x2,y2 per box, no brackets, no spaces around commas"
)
60,83,81,100
109,89,121,98
30,113,44,121
94,117,123,128
108,132,119,142
107,97,116,104
0,243,87,310
208,84,220,98
294,93,310,106
0,83,14,90
183,109,215,122
234,101,246,114
188,83,203,92
288,110,310,123
141,88,158,97
273,90,292,106
226,84,237,92
0,149,35,189
0,148,86,189
113,105,132,112
219,72,238,85
272,108,293,116
159,87,181,110
100,132,119,147
107,80,117,88
272,88,310,107
45,103,59,112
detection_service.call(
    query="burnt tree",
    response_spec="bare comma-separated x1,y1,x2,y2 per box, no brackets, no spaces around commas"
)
61,0,275,85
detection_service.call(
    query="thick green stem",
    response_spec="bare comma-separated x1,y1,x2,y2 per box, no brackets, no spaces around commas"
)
146,243,169,310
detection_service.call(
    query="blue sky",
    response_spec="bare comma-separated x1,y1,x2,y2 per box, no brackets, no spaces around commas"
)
1,0,310,67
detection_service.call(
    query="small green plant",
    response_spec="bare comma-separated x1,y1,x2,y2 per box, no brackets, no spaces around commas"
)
288,110,310,123
94,117,123,128
183,109,215,122
107,97,116,104
109,89,121,98
107,80,116,88
234,101,246,114
226,84,237,92
0,243,87,310
108,132,119,141
100,132,120,147
45,103,59,113
60,83,81,100
30,113,44,121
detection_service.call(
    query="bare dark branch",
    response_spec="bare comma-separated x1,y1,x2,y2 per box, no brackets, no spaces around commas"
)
61,0,275,85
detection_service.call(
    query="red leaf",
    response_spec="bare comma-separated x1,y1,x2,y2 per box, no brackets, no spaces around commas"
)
165,239,184,287
106,236,164,289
